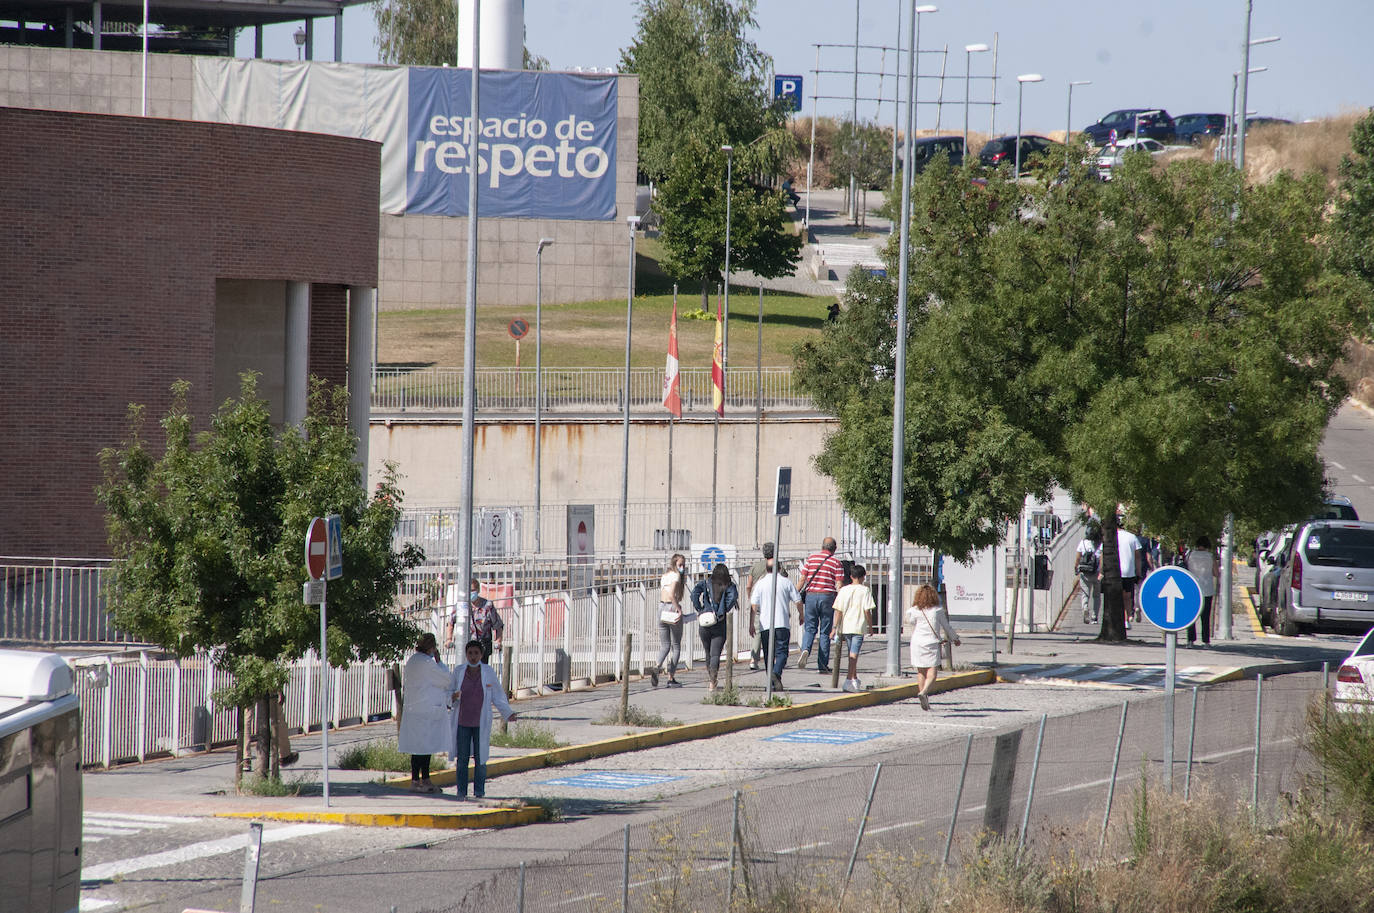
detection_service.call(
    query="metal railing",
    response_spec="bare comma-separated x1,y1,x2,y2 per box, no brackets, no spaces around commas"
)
371,366,813,413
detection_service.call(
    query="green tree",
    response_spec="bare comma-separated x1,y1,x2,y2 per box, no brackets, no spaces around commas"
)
830,120,893,230
1333,110,1374,294
373,0,546,70
797,153,1362,642
97,375,423,778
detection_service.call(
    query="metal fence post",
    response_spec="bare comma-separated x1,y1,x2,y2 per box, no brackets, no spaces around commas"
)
1099,700,1128,853
942,734,974,867
171,659,182,756
1252,673,1263,825
239,820,263,913
101,656,114,768
137,651,148,762
727,790,740,911
1017,714,1046,855
1184,686,1199,801
517,860,526,913
622,823,631,913
838,763,882,910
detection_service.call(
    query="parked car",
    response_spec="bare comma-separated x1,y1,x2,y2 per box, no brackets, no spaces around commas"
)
907,135,966,173
1082,108,1176,146
1245,116,1293,129
1273,519,1374,636
1333,626,1374,713
1093,137,1168,180
978,134,1058,171
1174,113,1229,145
1254,496,1361,628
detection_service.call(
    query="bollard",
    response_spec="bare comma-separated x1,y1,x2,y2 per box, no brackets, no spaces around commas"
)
239,821,263,913
830,631,842,690
500,645,514,735
621,632,632,724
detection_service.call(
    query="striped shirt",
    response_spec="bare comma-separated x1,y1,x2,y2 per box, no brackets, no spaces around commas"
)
799,551,842,594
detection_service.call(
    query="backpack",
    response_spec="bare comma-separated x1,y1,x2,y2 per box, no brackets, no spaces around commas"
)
1076,548,1099,576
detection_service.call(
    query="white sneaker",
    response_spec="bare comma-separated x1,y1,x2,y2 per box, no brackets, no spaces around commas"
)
842,679,857,692
852,677,864,691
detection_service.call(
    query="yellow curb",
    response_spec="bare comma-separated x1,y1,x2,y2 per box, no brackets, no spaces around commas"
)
1206,668,1246,685
395,669,996,790
1240,586,1268,638
216,805,543,830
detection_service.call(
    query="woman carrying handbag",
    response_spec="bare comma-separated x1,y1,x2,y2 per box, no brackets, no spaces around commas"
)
653,553,688,687
690,563,739,692
905,584,960,711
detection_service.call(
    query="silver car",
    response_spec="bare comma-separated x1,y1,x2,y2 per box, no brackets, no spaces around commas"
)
1274,520,1374,635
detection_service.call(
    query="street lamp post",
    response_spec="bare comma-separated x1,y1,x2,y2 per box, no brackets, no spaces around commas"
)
722,145,733,382
887,2,937,679
1237,33,1279,170
456,0,481,655
1065,80,1090,168
618,215,641,560
1013,73,1042,179
533,238,554,555
963,43,989,162
1227,66,1266,164
293,25,306,60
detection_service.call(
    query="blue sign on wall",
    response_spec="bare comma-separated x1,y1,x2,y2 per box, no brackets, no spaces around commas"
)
406,69,618,220
774,74,803,112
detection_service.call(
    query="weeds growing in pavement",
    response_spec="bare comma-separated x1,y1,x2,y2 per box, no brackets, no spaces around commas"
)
746,694,792,708
594,705,682,728
489,720,565,750
701,685,743,706
238,772,313,797
336,739,450,772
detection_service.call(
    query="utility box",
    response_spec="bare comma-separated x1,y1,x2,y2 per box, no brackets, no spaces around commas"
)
0,649,81,913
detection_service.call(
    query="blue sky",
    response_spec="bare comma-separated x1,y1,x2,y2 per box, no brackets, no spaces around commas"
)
238,1,1373,134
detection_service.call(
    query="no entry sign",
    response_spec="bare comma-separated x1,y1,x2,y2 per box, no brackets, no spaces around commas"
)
305,517,329,580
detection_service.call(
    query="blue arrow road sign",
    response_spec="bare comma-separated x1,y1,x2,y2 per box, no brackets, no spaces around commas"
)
1138,566,1202,632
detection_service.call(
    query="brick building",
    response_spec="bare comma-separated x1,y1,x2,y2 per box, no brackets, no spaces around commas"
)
0,106,379,557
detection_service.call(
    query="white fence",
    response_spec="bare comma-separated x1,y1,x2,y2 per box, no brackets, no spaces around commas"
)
372,366,812,413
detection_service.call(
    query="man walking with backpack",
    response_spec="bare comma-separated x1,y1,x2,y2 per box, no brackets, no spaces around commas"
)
1076,523,1103,625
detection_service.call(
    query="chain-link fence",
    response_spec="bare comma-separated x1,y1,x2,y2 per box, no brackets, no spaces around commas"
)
412,672,1324,913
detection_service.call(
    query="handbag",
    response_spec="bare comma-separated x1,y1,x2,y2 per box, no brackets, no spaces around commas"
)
698,611,718,628
660,606,682,624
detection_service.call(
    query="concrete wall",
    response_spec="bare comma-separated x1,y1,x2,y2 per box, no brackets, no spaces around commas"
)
368,416,839,508
0,46,639,311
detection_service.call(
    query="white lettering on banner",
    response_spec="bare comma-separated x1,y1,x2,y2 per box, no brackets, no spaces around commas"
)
426,114,555,140
413,138,610,184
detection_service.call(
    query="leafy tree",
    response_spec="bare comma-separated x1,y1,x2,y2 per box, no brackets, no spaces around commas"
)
796,153,1363,642
830,120,892,230
1332,110,1374,294
97,375,423,778
654,136,802,309
373,0,547,70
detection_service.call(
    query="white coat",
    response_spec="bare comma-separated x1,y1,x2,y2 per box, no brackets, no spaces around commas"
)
398,651,452,755
447,661,515,765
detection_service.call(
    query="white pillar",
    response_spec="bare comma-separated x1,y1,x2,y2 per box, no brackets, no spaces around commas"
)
348,286,375,471
458,0,523,69
285,281,310,427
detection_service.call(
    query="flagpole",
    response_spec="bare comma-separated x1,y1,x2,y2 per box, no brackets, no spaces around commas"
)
711,285,723,541
666,285,678,547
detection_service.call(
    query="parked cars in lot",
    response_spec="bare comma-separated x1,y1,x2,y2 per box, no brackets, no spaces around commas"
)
1333,627,1374,712
1255,496,1361,629
1093,137,1168,180
1174,112,1229,145
1082,108,1176,145
978,134,1059,171
907,135,966,173
1272,519,1374,636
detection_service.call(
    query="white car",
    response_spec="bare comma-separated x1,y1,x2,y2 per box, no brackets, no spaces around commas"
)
1094,137,1168,180
1334,626,1374,712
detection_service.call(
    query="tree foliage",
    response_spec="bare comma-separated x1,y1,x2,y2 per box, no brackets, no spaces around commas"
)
796,153,1363,640
1333,110,1374,296
97,375,423,707
374,0,457,66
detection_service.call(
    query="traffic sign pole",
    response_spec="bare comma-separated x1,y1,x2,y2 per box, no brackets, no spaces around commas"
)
1140,566,1201,797
766,467,792,704
320,579,329,807
1164,629,1175,794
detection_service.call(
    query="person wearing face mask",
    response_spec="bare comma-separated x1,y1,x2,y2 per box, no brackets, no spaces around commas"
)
455,576,503,664
449,640,517,800
398,632,450,793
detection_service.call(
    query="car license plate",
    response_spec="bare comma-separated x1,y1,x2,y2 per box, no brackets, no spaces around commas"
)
1333,591,1370,602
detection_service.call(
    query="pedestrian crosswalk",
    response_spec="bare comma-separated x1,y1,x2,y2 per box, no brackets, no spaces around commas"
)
997,663,1236,690
82,812,197,843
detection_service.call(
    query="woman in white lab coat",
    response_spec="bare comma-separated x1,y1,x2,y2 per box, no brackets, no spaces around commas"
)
447,639,517,799
398,632,451,793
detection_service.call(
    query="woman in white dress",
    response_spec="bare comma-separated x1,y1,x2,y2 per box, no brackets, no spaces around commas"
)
397,632,451,792
905,584,960,711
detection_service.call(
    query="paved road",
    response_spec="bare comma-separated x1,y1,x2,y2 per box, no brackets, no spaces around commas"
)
1321,402,1374,518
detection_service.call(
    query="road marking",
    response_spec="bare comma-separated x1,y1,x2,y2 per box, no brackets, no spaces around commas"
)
79,899,120,912
81,823,337,883
1354,474,1366,483
82,812,197,843
841,716,995,729
1331,461,1346,470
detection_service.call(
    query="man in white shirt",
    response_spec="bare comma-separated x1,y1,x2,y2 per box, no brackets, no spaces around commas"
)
750,559,802,691
1116,524,1147,627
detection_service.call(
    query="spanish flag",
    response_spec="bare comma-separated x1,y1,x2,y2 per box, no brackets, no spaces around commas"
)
711,297,725,416
662,300,682,418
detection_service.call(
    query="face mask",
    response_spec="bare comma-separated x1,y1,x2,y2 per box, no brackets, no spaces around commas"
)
467,656,481,667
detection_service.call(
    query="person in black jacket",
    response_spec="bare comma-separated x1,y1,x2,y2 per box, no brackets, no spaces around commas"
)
690,563,739,692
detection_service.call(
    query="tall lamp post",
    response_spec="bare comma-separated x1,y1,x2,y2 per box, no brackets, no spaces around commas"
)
1226,66,1267,164
1013,73,1042,179
533,237,554,555
887,2,937,679
1065,79,1090,167
962,43,989,162
618,216,641,560
1236,34,1279,169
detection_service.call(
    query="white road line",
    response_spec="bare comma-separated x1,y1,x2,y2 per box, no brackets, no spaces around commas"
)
1354,474,1366,483
83,825,145,836
79,898,120,912
1075,666,1136,681
81,823,337,883
84,813,195,825
1331,461,1346,470
841,716,994,729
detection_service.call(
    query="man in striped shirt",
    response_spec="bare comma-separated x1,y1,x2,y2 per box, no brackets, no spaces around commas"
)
797,537,843,674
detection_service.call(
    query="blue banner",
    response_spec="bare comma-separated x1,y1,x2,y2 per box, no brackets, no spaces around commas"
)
406,69,618,220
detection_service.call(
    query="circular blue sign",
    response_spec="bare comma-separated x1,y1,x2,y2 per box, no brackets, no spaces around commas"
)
699,546,725,570
1138,566,1203,632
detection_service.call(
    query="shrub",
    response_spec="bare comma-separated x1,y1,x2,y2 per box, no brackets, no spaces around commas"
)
337,739,450,772
1304,694,1374,831
489,720,565,750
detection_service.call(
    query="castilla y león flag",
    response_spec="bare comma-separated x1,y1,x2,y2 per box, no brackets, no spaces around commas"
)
711,299,725,416
662,301,682,418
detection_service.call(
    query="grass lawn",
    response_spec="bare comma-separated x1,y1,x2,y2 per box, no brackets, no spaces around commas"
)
377,237,831,370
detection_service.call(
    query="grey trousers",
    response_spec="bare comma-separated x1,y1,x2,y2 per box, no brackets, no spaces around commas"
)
657,617,683,676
